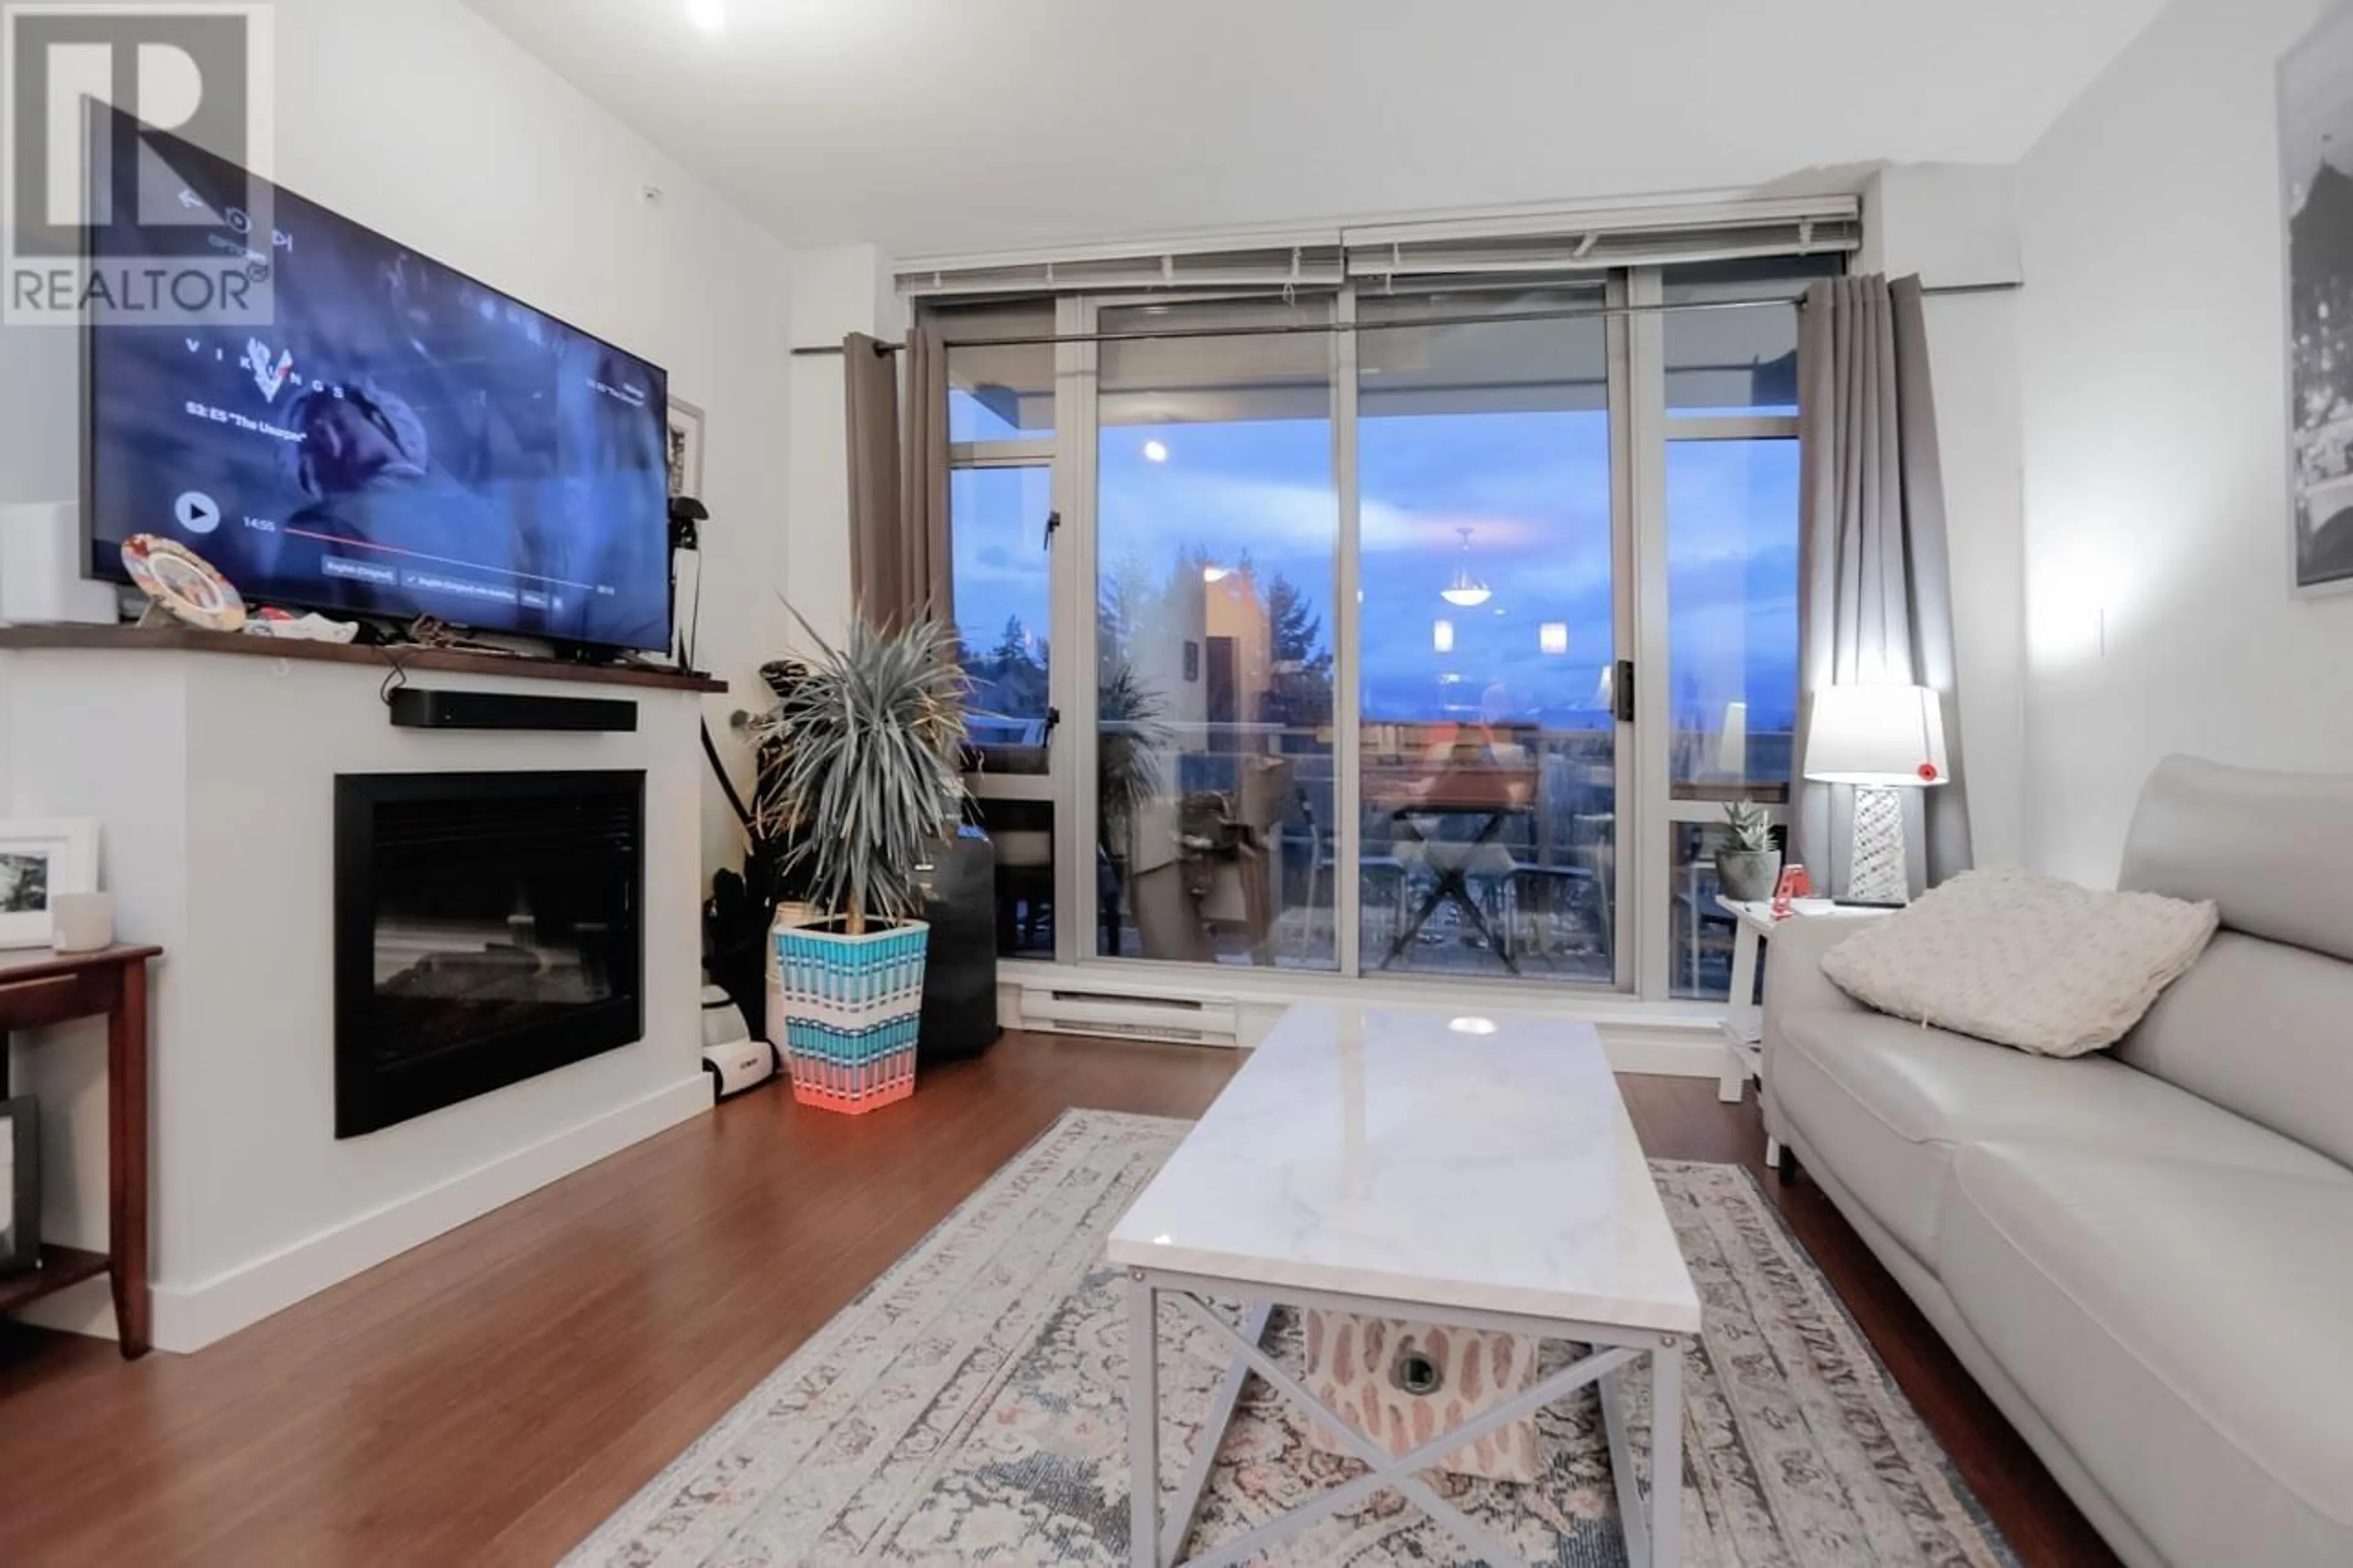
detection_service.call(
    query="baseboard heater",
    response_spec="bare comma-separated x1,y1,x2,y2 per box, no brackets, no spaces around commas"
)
1016,986,1239,1047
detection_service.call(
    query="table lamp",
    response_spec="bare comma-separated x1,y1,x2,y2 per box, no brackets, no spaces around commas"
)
1803,684,1949,905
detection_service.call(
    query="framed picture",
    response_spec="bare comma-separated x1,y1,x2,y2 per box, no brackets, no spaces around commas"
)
666,396,707,502
0,1097,37,1276
2282,9,2353,592
0,819,99,950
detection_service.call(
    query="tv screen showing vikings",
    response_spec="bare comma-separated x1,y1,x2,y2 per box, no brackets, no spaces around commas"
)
86,127,673,652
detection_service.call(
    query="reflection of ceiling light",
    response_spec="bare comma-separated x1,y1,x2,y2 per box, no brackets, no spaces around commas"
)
1449,1017,1498,1036
1202,565,1232,583
685,0,725,29
1540,622,1570,656
1143,440,1170,463
1440,526,1491,607
1433,618,1455,654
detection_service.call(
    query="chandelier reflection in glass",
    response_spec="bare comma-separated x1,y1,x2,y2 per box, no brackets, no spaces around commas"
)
1439,526,1492,608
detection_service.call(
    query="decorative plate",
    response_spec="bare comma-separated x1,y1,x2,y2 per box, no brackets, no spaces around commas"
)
121,534,246,631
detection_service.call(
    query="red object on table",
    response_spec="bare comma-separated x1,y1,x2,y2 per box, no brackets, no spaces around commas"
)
1771,864,1813,919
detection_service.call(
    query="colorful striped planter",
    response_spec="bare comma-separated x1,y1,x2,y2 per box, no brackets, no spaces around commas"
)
771,917,929,1115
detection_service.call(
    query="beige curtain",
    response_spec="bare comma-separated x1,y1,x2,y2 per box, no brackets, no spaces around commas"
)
1791,274,1973,896
900,327,951,637
843,328,951,633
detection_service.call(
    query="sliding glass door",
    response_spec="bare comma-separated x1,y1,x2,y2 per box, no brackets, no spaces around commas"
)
1091,297,1340,968
944,303,1063,960
1654,259,1814,999
1354,284,1626,984
1664,438,1798,996
927,250,1830,999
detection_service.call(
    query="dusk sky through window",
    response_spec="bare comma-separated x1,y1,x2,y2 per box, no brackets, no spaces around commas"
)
950,390,1799,738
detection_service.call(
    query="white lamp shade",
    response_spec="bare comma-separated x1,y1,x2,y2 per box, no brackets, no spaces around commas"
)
1803,684,1950,787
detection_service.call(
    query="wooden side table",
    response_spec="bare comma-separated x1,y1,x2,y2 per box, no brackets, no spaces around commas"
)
0,944,161,1358
1713,898,1886,1162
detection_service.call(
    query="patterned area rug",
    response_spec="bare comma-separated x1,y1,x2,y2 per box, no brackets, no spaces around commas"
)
568,1110,2015,1567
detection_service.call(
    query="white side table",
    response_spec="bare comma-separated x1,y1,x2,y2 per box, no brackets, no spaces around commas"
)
1715,898,1890,1161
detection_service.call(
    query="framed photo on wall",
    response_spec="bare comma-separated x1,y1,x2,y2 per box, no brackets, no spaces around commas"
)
2282,9,2353,591
0,820,99,950
667,396,707,502
0,1097,38,1276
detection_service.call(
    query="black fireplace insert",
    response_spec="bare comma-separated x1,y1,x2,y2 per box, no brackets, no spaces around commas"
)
335,771,645,1138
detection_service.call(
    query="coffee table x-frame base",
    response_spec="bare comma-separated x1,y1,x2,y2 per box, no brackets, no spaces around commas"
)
1125,1267,1685,1568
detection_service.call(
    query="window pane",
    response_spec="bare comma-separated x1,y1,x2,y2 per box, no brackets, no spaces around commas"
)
1667,438,1800,801
1670,821,1743,1001
1359,282,1609,417
936,300,1055,442
1357,287,1617,985
1096,297,1338,970
972,798,1056,961
1663,256,1841,416
1101,296,1333,426
951,466,1053,773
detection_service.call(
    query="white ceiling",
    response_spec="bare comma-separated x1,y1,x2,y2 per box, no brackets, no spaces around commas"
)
461,0,2162,256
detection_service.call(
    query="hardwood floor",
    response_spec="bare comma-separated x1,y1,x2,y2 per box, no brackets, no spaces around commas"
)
0,1032,2118,1567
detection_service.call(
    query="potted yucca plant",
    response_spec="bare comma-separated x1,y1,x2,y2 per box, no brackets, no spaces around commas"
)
753,615,968,1113
1715,800,1783,904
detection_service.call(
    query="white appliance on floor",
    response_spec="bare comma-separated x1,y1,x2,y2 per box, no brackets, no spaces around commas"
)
701,985,776,1099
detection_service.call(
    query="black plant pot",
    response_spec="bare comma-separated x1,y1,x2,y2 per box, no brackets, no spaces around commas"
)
915,827,1002,1066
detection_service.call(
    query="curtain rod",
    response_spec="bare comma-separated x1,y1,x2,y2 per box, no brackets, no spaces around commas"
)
789,279,2021,357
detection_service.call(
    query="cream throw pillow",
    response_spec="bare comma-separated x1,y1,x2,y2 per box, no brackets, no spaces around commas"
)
1818,869,2219,1058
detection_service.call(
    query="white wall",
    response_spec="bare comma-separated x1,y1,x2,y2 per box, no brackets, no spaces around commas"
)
266,0,795,880
782,244,901,651
2017,0,2350,885
2,651,710,1351
0,0,805,1346
1865,164,2031,870
0,0,795,881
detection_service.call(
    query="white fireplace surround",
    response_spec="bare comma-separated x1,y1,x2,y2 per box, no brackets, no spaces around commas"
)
0,643,710,1352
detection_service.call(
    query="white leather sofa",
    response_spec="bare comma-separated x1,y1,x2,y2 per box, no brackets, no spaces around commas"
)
1762,756,2353,1568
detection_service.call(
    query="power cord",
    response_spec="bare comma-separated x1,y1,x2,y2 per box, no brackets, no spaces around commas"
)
377,646,412,708
680,548,706,672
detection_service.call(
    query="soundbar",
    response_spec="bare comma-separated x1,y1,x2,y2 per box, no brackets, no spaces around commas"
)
387,688,638,733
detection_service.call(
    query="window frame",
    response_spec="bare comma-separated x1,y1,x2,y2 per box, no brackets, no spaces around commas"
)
950,456,1058,804
1642,326,1805,1001
925,262,1819,1000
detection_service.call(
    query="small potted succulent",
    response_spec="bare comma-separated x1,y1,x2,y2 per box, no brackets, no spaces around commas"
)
754,615,968,1114
1715,801,1783,904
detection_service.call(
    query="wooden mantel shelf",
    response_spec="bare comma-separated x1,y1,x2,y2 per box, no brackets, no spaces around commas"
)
0,624,728,695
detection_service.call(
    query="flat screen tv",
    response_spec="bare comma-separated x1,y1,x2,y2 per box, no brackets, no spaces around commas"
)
84,118,673,653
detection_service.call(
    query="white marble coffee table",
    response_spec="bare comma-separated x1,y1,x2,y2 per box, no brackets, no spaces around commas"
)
1108,1003,1701,1568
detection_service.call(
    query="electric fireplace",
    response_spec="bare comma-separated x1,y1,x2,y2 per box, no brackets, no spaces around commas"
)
335,771,645,1138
